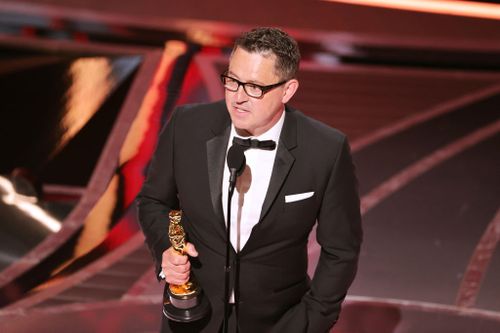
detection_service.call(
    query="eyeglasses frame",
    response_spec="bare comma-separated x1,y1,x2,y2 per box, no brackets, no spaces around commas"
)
220,73,288,98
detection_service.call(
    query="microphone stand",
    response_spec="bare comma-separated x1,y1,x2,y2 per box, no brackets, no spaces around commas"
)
224,176,236,333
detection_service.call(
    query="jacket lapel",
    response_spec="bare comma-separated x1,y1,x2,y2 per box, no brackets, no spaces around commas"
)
206,107,231,236
259,108,297,221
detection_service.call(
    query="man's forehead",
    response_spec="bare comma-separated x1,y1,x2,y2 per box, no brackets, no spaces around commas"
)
229,48,277,72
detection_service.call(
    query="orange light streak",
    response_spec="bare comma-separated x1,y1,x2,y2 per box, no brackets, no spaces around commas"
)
323,0,500,20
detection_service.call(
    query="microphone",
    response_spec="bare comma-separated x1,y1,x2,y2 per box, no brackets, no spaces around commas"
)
227,144,246,186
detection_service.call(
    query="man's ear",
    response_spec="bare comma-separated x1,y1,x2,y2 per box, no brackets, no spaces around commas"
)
282,79,299,104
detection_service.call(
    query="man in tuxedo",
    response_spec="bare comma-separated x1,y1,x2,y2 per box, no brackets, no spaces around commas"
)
137,27,362,333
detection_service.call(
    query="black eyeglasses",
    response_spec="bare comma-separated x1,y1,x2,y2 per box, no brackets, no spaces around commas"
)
220,74,287,98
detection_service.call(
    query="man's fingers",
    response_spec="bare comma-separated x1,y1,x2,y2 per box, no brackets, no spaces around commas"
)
160,244,197,285
165,270,190,285
169,252,188,265
184,242,198,257
164,260,190,273
160,246,193,284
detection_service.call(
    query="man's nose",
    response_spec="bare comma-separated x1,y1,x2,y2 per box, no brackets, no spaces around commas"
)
235,85,248,103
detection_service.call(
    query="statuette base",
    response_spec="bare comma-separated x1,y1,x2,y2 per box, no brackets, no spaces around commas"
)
163,286,211,322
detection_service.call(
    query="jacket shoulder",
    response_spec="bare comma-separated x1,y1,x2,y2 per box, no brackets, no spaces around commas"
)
287,106,347,146
168,100,229,139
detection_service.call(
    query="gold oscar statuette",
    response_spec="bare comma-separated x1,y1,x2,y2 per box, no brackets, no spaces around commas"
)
163,210,210,322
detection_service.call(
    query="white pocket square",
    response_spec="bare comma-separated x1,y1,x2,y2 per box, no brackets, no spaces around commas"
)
285,191,314,203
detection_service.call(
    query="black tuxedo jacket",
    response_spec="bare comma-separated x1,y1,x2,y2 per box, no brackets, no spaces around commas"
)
137,100,362,333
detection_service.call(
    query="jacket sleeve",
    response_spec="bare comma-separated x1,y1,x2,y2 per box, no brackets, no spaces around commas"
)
136,108,181,279
273,136,362,333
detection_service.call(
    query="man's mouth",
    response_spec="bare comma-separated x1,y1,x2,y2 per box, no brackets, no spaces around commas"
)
233,106,249,113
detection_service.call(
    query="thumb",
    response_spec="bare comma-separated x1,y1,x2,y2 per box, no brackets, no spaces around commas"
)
184,242,198,257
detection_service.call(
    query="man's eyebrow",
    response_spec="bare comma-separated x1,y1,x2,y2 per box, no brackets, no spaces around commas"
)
226,70,238,79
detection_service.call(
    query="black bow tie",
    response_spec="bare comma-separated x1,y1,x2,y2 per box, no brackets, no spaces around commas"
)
233,137,276,151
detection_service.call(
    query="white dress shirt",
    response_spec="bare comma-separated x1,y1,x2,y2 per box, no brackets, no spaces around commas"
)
222,110,286,252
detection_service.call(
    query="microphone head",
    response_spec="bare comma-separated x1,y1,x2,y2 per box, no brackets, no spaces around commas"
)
227,144,246,176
